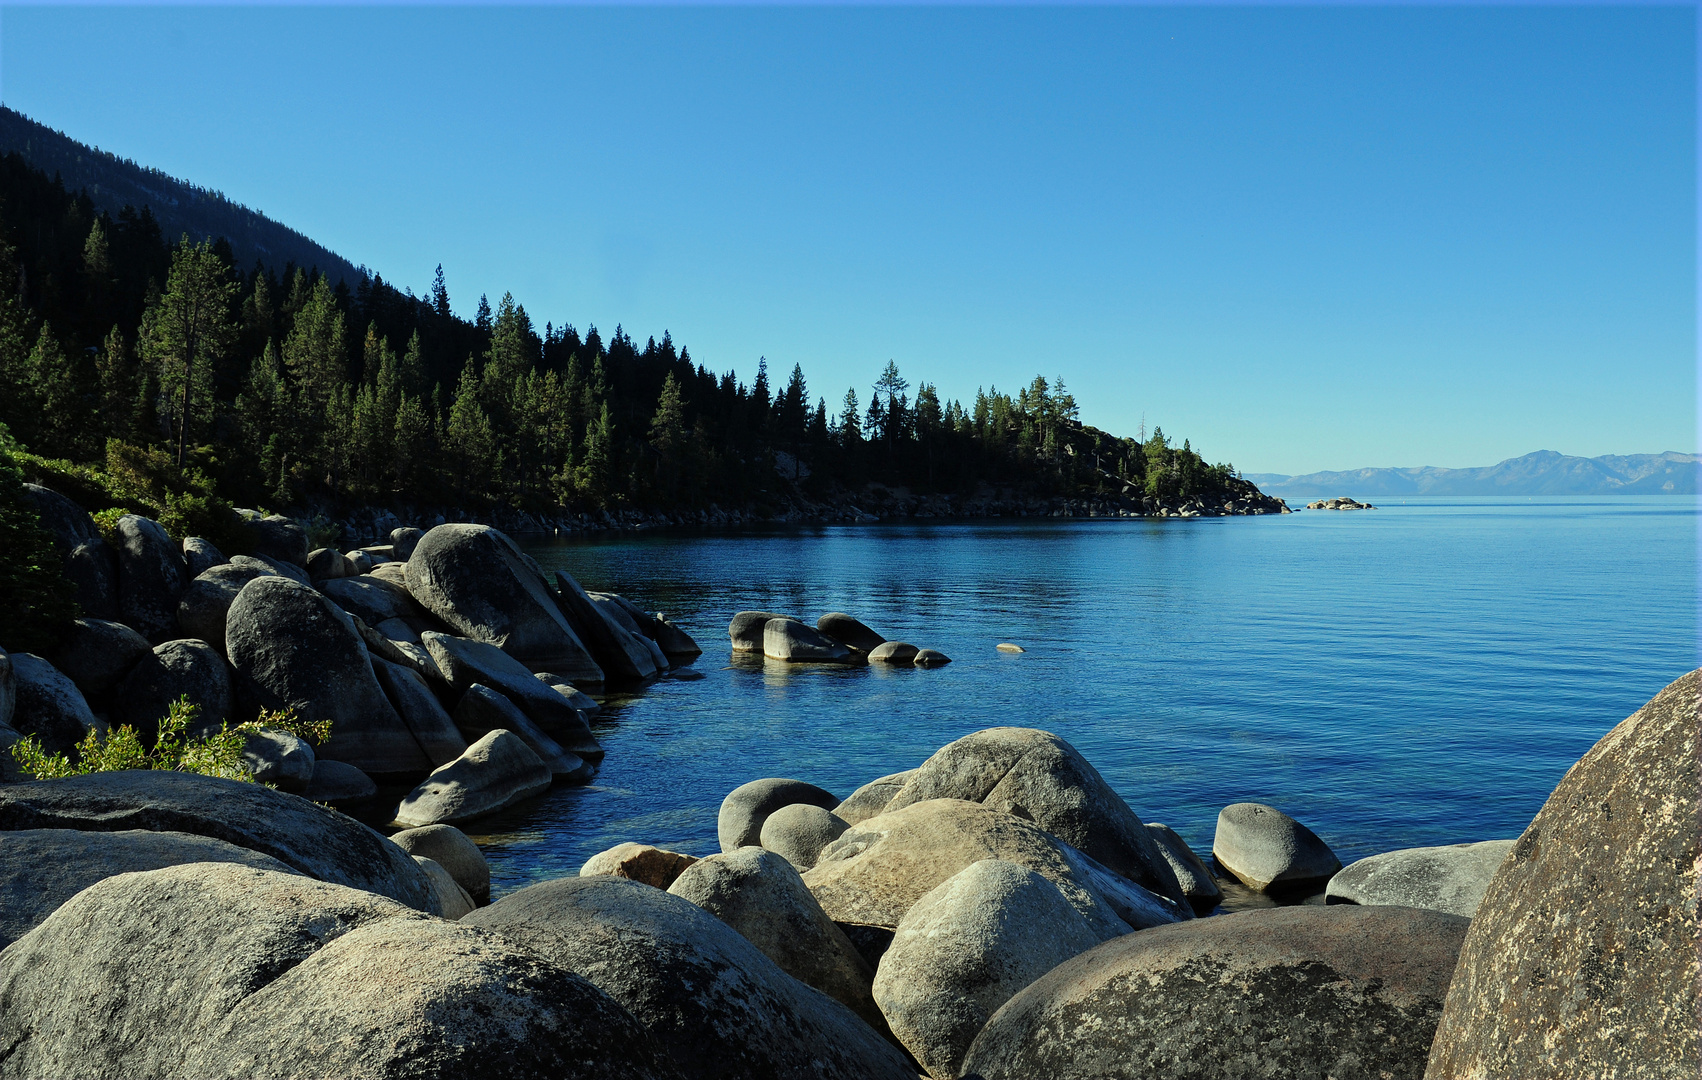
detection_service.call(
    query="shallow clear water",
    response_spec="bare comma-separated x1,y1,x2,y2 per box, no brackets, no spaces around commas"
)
463,497,1697,900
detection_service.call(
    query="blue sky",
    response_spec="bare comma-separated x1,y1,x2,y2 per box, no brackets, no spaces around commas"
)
2,5,1693,474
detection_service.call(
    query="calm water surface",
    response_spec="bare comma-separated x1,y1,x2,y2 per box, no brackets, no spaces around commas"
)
463,497,1697,899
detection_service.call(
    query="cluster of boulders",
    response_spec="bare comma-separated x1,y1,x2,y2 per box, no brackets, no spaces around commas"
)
1307,496,1377,510
5,486,700,824
731,610,952,667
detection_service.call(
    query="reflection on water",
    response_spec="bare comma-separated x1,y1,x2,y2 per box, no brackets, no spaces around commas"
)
447,498,1696,901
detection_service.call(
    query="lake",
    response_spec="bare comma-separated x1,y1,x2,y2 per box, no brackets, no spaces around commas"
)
460,496,1697,902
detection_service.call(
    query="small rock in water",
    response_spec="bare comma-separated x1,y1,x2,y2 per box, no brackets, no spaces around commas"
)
913,648,952,667
1306,496,1377,510
581,842,700,889
995,642,1026,653
759,803,850,870
868,641,919,664
1212,801,1341,893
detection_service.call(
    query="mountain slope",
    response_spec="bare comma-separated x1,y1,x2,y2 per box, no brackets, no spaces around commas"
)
1246,451,1698,498
0,106,362,284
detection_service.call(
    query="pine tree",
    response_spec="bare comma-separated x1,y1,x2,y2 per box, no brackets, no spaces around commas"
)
431,265,451,318
138,237,237,467
445,358,496,502
96,326,135,439
839,388,862,446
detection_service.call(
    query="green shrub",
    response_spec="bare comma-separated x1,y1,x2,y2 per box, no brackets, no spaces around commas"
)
10,698,332,783
0,422,78,653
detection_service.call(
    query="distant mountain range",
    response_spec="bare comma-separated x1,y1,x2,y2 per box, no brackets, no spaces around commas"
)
1246,451,1699,498
0,106,362,284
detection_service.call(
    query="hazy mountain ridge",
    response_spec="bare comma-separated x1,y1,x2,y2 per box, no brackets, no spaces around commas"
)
1246,451,1698,498
0,107,363,285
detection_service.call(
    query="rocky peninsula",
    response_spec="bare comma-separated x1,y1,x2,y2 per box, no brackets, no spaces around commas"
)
0,485,1693,1080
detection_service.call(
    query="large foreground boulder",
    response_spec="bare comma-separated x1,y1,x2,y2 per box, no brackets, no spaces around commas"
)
226,575,430,775
114,514,188,642
9,652,104,757
963,904,1470,1080
718,777,840,851
393,730,553,828
1213,800,1341,892
885,727,1188,908
1327,838,1514,918
668,847,883,1031
802,799,1186,937
1425,669,1700,1080
175,561,276,654
0,864,679,1080
0,827,296,949
405,524,603,681
0,770,438,911
464,875,918,1080
875,858,1102,1079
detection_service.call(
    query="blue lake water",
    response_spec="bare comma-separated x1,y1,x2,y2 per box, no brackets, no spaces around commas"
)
466,497,1698,900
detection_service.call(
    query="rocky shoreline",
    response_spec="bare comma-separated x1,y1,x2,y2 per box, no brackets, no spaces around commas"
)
0,483,1692,1080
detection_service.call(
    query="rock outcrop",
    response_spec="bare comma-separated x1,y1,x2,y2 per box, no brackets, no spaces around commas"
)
834,770,914,824
760,802,851,870
464,874,918,1080
1425,670,1700,1080
45,617,151,705
111,638,233,738
963,905,1469,1080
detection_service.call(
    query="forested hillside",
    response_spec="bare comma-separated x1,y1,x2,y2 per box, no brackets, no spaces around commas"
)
0,125,1261,532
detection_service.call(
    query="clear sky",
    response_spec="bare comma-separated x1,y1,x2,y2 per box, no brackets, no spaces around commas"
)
2,5,1693,474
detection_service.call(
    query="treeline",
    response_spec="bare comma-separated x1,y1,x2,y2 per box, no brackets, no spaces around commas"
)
0,150,1246,522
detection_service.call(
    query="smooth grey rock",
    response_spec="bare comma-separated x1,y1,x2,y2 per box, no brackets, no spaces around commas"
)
601,594,702,659
23,484,117,619
377,615,422,645
176,562,274,654
552,573,659,681
816,612,885,652
345,549,377,574
668,847,883,1032
248,512,309,566
180,536,224,578
226,575,429,776
1426,669,1700,1080
230,552,310,586
0,646,13,729
803,799,1186,937
111,638,233,739
760,802,850,870
835,769,915,825
413,854,474,918
728,610,787,652
306,546,353,580
0,827,296,949
913,648,951,667
391,823,490,903
588,592,670,673
405,524,603,681
0,863,675,1080
304,758,377,803
763,617,852,662
963,905,1470,1080
423,631,601,758
536,672,600,720
0,770,437,910
389,526,423,559
369,560,410,586
718,777,840,852
875,858,1102,1078
46,617,151,703
1328,839,1515,918
321,574,431,628
240,726,315,792
1146,821,1224,914
453,684,591,782
9,652,104,757
1213,801,1342,892
868,641,919,664
887,727,1188,909
115,514,188,642
464,874,918,1080
371,655,466,767
581,842,699,888
393,730,553,828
